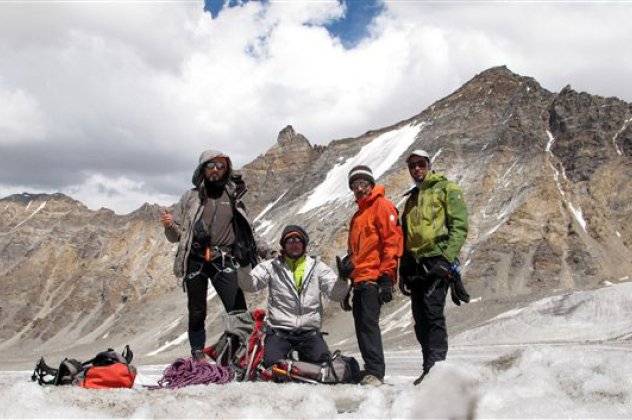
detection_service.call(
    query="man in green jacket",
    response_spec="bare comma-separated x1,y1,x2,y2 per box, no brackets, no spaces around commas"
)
399,150,469,383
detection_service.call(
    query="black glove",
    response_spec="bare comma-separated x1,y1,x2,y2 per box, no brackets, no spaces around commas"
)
336,255,355,279
399,252,416,278
426,257,451,280
377,274,393,303
450,276,470,306
341,288,353,312
398,276,412,297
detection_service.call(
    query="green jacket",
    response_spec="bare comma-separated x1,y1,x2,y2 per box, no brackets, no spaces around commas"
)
402,172,468,263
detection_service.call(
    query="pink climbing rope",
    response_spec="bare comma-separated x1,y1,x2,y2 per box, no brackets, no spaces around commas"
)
147,357,234,390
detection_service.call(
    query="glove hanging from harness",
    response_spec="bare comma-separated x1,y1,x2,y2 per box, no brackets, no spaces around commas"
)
337,255,354,311
341,280,353,312
447,258,470,306
399,278,412,296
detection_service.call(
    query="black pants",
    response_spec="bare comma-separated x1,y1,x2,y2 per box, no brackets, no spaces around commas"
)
352,282,384,379
263,328,330,367
186,258,247,350
411,272,449,372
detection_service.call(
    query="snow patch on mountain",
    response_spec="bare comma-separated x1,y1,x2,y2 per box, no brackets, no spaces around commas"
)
254,190,287,223
568,202,587,232
298,123,425,214
613,117,631,156
8,200,46,232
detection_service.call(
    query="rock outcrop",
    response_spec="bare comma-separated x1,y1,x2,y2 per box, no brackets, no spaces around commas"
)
241,125,325,217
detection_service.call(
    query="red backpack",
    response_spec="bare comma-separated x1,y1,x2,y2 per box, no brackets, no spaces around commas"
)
204,309,266,381
31,345,136,389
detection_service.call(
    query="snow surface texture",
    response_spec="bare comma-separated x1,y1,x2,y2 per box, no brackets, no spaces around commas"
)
2,283,631,418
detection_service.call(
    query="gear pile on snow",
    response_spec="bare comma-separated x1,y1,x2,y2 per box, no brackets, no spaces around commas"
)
31,311,360,390
31,345,137,389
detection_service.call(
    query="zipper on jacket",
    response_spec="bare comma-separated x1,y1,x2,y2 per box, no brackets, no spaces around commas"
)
181,198,204,276
432,192,437,229
273,260,301,301
299,261,318,296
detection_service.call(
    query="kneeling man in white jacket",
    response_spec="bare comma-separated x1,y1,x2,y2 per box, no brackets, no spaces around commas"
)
238,225,348,367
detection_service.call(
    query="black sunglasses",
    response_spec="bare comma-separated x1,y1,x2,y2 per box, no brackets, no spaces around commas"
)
206,161,225,170
407,161,428,170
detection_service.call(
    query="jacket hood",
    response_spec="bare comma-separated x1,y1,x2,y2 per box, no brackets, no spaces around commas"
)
191,149,233,187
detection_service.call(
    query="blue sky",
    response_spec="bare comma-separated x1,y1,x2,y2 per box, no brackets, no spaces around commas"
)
1,1,632,212
205,0,384,48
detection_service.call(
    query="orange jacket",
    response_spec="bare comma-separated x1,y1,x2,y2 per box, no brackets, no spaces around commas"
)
347,185,403,284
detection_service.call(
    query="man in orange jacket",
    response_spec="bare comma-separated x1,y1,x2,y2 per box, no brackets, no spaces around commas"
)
337,165,403,385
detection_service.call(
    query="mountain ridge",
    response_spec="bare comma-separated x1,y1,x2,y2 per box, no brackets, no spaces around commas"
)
1,65,630,367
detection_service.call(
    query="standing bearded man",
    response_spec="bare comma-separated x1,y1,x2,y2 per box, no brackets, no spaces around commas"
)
161,150,259,361
399,150,469,384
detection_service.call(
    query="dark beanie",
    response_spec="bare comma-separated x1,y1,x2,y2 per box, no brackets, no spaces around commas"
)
348,165,375,189
279,225,310,247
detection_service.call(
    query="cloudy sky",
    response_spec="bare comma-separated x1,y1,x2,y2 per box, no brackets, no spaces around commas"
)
1,0,631,214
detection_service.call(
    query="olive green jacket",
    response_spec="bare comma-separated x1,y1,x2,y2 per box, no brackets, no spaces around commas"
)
402,172,468,263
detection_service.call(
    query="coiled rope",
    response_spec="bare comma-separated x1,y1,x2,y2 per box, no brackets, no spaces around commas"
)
147,357,234,390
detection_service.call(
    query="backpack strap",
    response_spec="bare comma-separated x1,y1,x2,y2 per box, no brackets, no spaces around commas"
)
122,345,133,364
90,347,132,366
327,350,342,383
54,358,84,385
31,357,58,386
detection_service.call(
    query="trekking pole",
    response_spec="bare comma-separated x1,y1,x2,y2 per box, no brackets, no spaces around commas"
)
244,342,259,381
271,366,319,384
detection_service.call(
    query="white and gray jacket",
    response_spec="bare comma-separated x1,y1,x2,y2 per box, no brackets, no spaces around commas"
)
239,255,349,331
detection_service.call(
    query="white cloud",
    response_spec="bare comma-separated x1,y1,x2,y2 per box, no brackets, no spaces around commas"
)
1,1,631,213
62,173,179,215
0,85,47,143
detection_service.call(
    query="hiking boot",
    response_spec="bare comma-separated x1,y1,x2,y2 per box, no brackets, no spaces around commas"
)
191,349,206,362
413,369,430,386
360,374,383,386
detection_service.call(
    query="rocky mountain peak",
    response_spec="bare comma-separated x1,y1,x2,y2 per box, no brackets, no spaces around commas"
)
276,125,310,148
241,126,325,215
466,65,535,87
427,65,547,121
